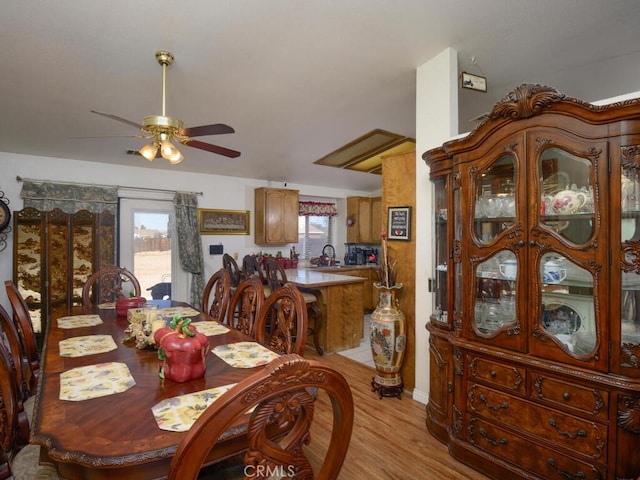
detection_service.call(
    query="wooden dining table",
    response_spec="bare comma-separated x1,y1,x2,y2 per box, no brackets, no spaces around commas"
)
31,302,276,480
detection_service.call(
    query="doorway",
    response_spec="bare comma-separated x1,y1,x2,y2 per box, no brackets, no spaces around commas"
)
119,197,185,300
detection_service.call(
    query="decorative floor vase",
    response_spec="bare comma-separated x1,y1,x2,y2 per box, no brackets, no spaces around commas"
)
370,283,406,399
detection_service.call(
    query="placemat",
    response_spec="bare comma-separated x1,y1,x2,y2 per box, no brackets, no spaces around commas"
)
151,384,236,432
97,302,115,310
191,321,230,336
159,306,200,318
212,341,279,368
59,335,118,357
57,314,103,329
59,362,135,401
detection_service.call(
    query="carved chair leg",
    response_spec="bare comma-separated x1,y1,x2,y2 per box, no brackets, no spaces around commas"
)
308,303,324,356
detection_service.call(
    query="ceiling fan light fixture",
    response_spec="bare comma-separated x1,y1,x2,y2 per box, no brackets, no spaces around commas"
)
140,141,159,161
167,150,184,164
160,137,183,164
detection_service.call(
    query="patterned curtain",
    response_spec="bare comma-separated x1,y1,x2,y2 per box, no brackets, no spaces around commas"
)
173,192,205,307
20,180,118,214
298,201,337,217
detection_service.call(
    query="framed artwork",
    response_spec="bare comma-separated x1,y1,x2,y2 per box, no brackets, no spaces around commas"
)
461,72,487,92
198,209,250,235
387,206,411,241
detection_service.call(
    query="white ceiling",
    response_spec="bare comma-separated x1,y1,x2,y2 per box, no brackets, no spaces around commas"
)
2,1,640,192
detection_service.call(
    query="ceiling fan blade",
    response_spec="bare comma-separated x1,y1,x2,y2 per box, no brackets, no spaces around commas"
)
183,139,241,158
91,110,143,130
178,123,235,137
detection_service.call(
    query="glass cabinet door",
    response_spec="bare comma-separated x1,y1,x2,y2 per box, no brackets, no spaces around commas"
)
530,137,607,368
433,177,450,326
474,250,517,335
621,162,640,368
474,154,516,244
539,252,596,355
539,147,595,244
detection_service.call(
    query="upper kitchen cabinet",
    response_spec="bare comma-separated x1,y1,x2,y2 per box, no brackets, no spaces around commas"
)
346,196,382,243
423,84,640,480
254,187,299,245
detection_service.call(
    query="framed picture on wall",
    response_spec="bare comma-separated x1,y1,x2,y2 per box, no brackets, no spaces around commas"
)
387,206,411,241
198,209,250,235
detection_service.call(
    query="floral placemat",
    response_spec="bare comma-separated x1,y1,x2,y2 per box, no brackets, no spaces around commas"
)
191,321,229,336
212,341,279,368
158,306,200,318
151,384,236,432
59,335,118,357
59,362,135,401
57,314,103,329
97,302,115,310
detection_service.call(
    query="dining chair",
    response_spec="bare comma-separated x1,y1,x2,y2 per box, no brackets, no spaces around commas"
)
0,302,34,403
201,268,231,322
254,283,308,355
81,265,141,307
224,276,264,337
168,354,354,480
241,254,271,296
222,253,242,291
265,258,325,355
4,280,40,389
0,333,58,479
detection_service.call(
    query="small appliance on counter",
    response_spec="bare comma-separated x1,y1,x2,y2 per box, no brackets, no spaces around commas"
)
344,243,378,265
344,243,359,265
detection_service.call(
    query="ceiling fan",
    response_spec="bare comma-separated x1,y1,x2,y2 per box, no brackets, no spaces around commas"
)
91,50,240,164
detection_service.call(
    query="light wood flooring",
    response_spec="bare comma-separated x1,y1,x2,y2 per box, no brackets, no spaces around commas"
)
304,346,491,480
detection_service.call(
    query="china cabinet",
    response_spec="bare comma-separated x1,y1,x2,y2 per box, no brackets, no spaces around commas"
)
254,187,299,244
423,84,640,480
346,196,381,243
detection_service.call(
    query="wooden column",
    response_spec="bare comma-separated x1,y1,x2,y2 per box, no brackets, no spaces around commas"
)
382,150,416,392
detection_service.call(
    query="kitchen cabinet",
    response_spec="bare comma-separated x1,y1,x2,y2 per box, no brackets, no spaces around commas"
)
346,196,381,243
315,266,379,312
254,187,299,244
423,84,640,480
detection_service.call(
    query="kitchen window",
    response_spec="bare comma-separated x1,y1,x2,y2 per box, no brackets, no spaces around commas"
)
295,200,337,260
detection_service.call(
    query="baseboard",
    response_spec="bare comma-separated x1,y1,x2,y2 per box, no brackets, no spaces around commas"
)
412,388,428,405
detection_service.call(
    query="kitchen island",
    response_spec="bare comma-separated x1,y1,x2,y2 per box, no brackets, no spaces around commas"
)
284,269,365,353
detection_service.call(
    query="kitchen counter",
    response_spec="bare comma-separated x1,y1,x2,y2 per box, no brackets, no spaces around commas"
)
284,269,365,353
302,265,380,312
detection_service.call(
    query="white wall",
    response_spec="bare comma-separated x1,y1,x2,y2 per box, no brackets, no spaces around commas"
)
413,48,459,404
0,151,373,308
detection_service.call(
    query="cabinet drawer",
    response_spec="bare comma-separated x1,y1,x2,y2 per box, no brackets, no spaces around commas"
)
468,355,525,393
468,417,606,480
532,373,609,421
468,384,607,460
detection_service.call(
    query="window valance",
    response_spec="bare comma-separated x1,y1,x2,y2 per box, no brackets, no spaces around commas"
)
298,201,337,217
20,180,118,215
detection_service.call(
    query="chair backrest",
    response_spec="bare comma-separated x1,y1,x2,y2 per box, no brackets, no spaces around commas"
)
168,354,354,480
0,303,33,400
242,255,267,285
265,257,288,292
255,283,308,355
222,253,242,288
4,280,40,380
201,268,231,321
81,265,141,307
0,331,30,464
224,276,264,336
